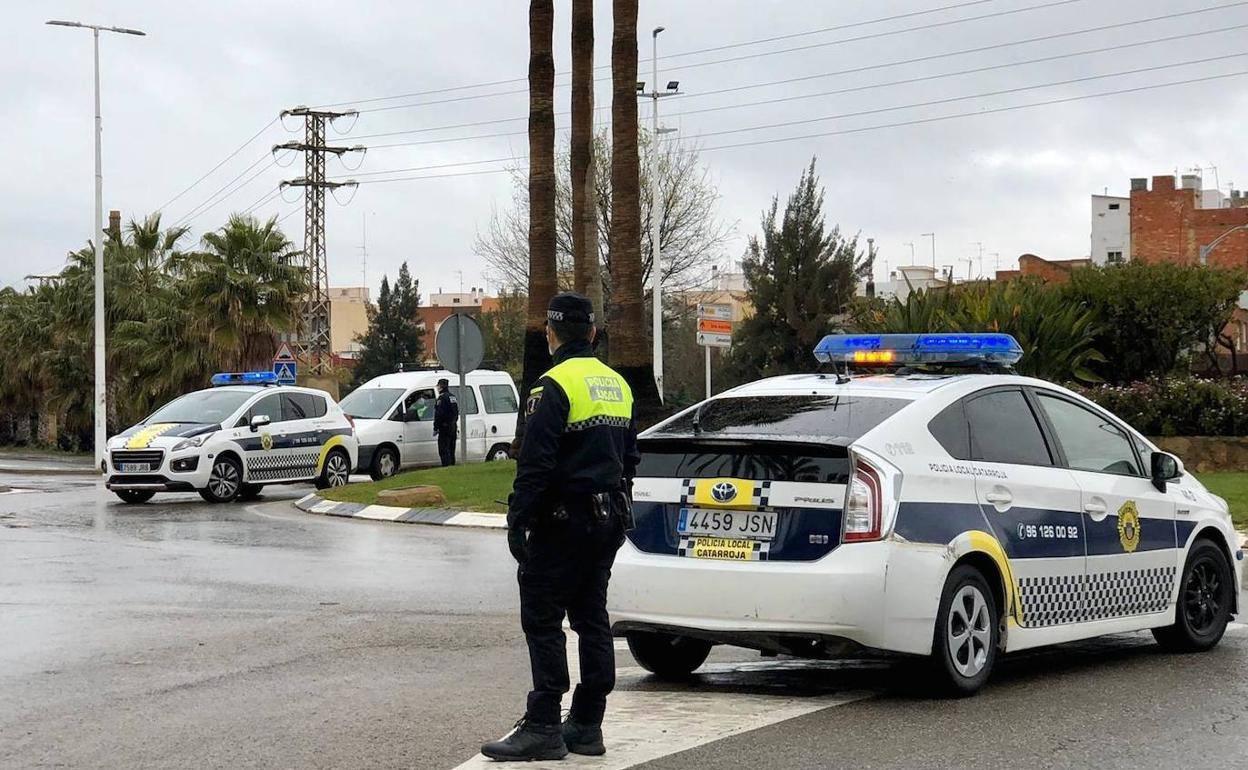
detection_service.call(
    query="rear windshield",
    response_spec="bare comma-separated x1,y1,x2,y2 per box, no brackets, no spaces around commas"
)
339,388,404,419
655,395,908,441
637,439,850,483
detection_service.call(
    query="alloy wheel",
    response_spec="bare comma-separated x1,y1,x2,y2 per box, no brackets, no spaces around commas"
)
1183,557,1224,635
327,453,350,487
947,585,992,678
209,460,239,499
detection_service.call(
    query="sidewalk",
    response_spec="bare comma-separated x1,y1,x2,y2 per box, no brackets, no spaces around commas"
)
294,493,506,529
0,450,97,476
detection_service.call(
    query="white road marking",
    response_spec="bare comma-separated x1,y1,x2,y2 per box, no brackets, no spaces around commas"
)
1226,621,1247,636
456,634,870,769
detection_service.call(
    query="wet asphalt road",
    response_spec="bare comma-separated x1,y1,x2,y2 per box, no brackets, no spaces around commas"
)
2,469,1247,769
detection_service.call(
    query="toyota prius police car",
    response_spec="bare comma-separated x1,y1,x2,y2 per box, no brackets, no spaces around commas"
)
104,372,358,504
610,333,1243,694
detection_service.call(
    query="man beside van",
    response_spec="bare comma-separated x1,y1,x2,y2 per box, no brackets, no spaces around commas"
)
433,378,459,466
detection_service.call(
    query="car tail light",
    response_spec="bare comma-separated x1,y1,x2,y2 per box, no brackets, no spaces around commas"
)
843,457,882,542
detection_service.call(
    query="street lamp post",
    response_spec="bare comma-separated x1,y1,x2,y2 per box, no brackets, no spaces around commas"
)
47,19,145,470
644,26,680,403
1199,224,1248,265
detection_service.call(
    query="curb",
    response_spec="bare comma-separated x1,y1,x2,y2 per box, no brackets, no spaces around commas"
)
294,493,506,529
0,464,98,477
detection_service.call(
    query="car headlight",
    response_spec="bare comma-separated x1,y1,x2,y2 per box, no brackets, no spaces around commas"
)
173,433,213,452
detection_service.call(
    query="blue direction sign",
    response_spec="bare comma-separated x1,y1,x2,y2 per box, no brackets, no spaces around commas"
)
272,342,297,385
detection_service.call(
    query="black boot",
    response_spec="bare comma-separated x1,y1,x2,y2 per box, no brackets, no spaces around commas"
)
481,718,568,762
562,719,605,756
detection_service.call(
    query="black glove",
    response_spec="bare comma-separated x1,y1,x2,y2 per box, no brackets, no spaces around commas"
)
508,527,528,564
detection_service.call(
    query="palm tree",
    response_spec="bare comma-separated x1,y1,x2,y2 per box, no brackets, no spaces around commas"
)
570,0,603,335
609,0,660,415
184,214,306,371
516,0,558,450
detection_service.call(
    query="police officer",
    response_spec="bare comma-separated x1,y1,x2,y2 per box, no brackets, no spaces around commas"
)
481,292,639,762
433,378,459,467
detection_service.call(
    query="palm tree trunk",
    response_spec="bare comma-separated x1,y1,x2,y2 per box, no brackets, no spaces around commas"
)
609,0,661,419
516,0,558,451
570,0,603,339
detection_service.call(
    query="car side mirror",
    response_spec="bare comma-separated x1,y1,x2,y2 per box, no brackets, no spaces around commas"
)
1151,451,1183,492
250,414,271,432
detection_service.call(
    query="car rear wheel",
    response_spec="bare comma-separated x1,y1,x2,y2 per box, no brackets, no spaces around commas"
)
1153,539,1233,653
626,632,712,679
370,446,399,480
929,565,998,697
114,489,156,504
199,455,243,503
316,448,351,490
486,443,511,462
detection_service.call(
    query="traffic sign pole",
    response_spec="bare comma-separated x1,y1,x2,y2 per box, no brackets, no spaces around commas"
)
705,345,711,399
458,315,468,464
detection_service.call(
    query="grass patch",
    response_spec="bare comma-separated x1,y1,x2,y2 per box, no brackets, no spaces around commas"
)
1195,472,1248,530
321,461,516,513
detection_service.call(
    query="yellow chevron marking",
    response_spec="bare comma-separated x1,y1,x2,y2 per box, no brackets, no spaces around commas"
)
125,423,178,449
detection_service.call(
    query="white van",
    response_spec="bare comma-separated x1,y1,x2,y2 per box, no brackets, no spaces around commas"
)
339,368,519,479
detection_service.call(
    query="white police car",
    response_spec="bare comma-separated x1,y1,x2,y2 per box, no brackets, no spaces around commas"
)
104,372,358,504
610,334,1243,694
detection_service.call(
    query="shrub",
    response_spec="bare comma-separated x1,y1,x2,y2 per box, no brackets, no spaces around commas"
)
1075,376,1248,437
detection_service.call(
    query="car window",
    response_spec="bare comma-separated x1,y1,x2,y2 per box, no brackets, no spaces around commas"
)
451,385,479,415
402,389,436,422
481,384,518,414
1035,393,1142,477
146,389,254,424
929,401,970,460
340,387,405,419
282,392,326,421
965,389,1052,466
244,393,284,425
656,395,908,440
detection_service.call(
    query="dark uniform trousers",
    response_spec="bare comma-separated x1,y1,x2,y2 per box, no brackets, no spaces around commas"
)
437,429,457,466
520,509,625,725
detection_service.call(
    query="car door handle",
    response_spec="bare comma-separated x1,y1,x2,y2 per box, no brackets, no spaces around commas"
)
1083,500,1109,521
984,490,1012,505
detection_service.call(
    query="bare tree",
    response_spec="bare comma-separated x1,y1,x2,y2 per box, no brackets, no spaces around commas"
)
476,130,733,308
517,0,556,449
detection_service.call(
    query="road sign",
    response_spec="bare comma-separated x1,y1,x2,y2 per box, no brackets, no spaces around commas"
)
272,343,297,385
697,318,732,335
697,331,732,348
272,361,297,386
697,302,733,321
435,314,485,464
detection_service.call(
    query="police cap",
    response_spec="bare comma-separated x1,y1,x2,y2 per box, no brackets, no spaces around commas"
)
547,292,595,324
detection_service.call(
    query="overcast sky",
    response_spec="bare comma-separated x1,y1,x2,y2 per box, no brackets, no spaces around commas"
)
6,0,1248,297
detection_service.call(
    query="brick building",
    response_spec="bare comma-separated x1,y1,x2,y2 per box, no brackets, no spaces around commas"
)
995,254,1091,284
1130,175,1248,267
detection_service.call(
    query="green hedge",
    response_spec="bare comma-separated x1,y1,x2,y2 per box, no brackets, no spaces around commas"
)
1076,377,1248,437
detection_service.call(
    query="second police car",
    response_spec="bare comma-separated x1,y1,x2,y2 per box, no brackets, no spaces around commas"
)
610,334,1243,694
104,372,359,504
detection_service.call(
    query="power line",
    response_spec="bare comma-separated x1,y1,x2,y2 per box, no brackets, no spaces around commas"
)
330,156,520,180
363,49,1246,153
310,0,1007,109
336,20,1248,145
154,118,277,213
674,44,1248,124
699,68,1248,152
174,155,278,227
350,0,1094,115
355,168,518,186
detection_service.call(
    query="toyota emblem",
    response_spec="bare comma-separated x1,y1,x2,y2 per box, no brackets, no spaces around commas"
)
711,482,738,504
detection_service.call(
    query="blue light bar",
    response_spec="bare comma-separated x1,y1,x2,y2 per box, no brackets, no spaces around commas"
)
211,371,279,387
813,333,1023,366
